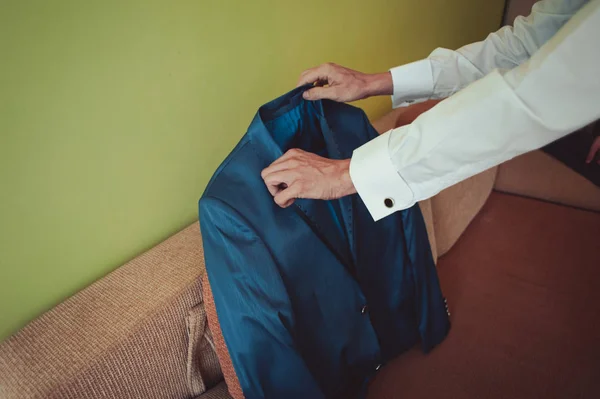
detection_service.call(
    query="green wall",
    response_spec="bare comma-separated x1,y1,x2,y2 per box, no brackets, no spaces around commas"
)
0,0,505,340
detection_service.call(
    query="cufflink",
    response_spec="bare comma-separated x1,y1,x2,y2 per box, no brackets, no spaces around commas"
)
384,198,394,208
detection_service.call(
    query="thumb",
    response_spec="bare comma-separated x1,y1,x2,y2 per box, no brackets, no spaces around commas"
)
303,86,337,101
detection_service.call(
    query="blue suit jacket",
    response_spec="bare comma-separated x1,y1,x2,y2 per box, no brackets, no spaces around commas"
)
199,86,450,399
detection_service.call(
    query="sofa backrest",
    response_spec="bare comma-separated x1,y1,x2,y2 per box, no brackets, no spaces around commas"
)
0,223,224,399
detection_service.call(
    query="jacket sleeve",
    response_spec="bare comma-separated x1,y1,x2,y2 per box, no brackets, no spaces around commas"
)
199,197,325,399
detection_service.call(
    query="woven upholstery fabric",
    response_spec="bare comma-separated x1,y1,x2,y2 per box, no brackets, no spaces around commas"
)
186,304,224,396
0,223,223,399
430,167,497,257
195,381,232,399
417,199,438,262
495,150,600,212
201,273,245,399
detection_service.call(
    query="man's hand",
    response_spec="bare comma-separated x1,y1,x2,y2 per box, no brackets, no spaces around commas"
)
297,63,392,103
261,149,356,208
586,136,600,164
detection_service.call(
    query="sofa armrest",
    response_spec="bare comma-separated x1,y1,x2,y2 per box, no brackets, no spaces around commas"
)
495,150,600,212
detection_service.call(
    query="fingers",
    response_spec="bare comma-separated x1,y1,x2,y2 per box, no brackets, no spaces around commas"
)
262,149,302,176
303,86,338,101
274,183,302,208
262,167,300,199
586,137,600,164
261,170,301,208
263,169,294,190
297,63,338,87
297,65,328,87
261,150,307,208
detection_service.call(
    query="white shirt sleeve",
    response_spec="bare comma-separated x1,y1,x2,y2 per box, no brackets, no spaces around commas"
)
350,0,600,222
389,0,588,108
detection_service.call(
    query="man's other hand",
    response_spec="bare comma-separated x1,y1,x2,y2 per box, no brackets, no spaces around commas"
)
261,149,356,208
586,136,600,164
297,63,392,103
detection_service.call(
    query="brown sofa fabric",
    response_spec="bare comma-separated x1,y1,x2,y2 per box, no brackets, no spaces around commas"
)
417,199,438,262
196,381,232,399
431,167,497,257
186,304,223,396
0,223,224,399
201,273,245,399
495,150,600,212
367,192,600,398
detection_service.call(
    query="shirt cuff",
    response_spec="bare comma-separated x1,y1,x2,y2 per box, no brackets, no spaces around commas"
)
390,59,434,108
349,131,415,221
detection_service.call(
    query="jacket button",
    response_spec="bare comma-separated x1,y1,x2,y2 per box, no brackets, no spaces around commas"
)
384,198,394,208
361,305,368,314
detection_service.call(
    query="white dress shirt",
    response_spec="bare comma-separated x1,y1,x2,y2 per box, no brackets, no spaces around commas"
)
349,0,600,221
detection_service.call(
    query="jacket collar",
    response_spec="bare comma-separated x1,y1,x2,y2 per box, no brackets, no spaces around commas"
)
249,85,356,268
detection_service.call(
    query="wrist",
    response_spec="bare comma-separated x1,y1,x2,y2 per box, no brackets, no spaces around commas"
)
364,72,393,98
336,159,356,197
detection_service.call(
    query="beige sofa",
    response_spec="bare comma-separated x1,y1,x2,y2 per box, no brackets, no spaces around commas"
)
1,103,599,399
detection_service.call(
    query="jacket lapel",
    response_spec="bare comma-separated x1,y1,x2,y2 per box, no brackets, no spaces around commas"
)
293,198,353,268
316,102,356,266
252,87,356,269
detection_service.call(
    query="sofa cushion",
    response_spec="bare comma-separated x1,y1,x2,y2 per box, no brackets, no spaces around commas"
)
186,304,223,396
195,381,232,399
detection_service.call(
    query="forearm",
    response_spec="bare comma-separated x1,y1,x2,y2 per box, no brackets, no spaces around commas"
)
351,0,600,221
389,0,586,108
